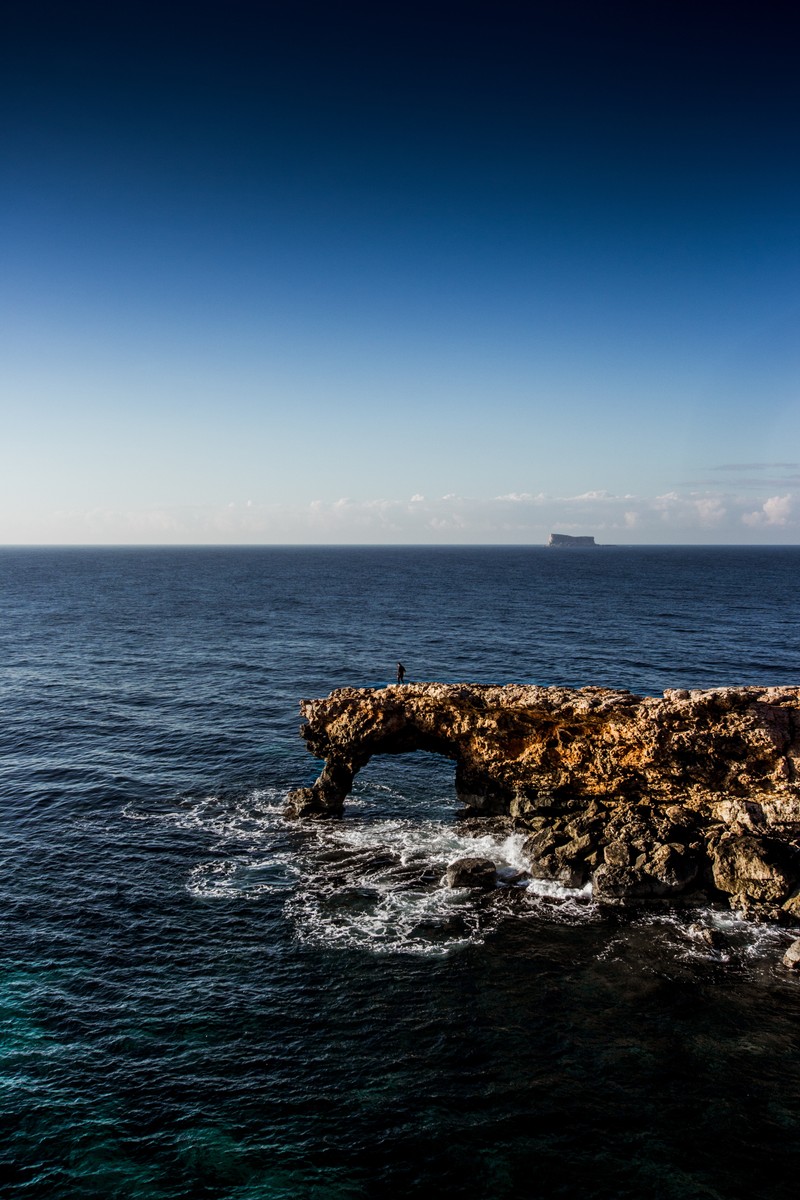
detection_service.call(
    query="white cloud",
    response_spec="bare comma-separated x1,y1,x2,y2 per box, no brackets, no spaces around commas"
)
764,495,792,523
650,491,726,526
743,494,792,527
3,486,796,544
693,497,726,524
567,489,616,502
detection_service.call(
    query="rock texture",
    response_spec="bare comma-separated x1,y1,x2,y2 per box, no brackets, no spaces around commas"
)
445,857,498,890
286,683,800,920
782,939,800,970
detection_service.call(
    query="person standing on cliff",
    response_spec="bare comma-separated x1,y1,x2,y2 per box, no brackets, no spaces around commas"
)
396,662,406,684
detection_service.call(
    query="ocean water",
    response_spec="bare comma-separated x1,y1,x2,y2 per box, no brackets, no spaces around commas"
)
2,545,800,1199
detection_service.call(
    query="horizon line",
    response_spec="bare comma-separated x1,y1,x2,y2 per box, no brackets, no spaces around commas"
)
2,542,799,551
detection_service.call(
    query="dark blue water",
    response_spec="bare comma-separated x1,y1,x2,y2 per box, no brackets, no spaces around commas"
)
2,546,800,1199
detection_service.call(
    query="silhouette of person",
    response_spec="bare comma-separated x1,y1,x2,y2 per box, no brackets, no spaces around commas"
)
396,662,406,684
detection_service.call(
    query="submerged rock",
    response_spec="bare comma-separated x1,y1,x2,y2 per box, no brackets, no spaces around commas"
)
287,682,800,919
326,886,382,910
687,923,728,953
410,915,468,941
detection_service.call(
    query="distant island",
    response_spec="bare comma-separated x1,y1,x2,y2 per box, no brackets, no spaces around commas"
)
547,533,596,547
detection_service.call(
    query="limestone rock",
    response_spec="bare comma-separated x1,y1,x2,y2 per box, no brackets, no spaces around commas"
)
782,888,800,921
782,938,800,969
287,682,800,918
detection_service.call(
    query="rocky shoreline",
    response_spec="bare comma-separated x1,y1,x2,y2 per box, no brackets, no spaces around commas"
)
286,683,800,926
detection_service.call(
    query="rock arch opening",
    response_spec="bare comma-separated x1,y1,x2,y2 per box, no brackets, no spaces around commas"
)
350,750,461,823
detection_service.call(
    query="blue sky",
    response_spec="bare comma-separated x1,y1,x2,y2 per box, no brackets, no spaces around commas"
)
2,0,799,543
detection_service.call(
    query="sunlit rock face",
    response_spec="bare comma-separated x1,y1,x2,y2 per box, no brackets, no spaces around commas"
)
286,683,800,919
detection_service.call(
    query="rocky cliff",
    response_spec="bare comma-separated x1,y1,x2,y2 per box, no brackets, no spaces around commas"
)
286,683,800,920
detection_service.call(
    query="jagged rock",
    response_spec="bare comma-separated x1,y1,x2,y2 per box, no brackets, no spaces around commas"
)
521,827,560,858
782,888,800,921
592,841,700,900
285,786,332,818
782,939,800,969
529,853,587,889
604,840,634,868
445,857,497,890
287,682,800,918
593,863,651,900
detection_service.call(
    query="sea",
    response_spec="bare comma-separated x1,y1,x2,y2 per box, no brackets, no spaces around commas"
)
2,545,800,1199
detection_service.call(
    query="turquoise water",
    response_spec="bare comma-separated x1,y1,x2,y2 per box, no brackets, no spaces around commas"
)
2,546,800,1198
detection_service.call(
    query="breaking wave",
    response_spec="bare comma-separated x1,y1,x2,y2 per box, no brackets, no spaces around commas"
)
125,783,596,954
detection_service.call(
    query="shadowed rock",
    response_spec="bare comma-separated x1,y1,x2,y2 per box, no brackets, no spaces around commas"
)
445,857,497,890
286,682,800,919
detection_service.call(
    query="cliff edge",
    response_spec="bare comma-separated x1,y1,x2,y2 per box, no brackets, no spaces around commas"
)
286,683,800,920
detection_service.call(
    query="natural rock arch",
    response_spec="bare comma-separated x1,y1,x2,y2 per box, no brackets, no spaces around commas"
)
286,717,465,819
285,682,800,919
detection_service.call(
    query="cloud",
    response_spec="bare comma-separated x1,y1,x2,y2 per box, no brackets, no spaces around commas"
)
688,463,800,491
567,490,616,502
764,495,792,523
3,485,797,544
652,492,726,526
709,462,799,472
742,494,793,527
693,497,726,524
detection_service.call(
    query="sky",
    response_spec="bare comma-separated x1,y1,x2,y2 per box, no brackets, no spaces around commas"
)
2,0,799,544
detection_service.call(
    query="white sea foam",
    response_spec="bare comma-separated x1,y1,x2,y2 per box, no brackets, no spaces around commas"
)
126,787,790,962
125,787,302,899
128,784,600,951
322,815,529,873
696,907,794,963
187,855,298,899
122,788,287,844
284,809,596,953
594,903,796,971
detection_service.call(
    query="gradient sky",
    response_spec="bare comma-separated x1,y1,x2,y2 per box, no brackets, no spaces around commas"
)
2,0,799,543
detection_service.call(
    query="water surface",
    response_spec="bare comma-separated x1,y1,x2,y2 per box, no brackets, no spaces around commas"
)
2,546,799,1198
